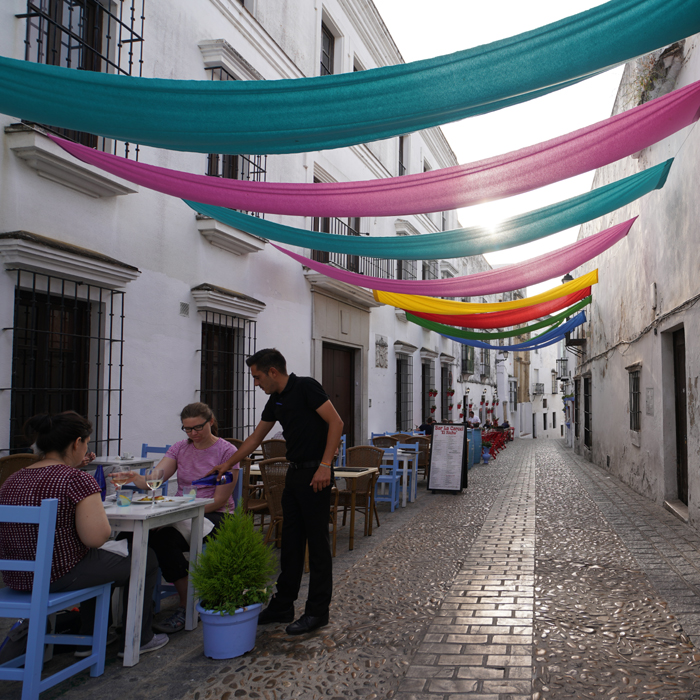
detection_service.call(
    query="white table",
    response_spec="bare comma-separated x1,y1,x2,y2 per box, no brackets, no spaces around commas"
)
381,449,419,507
103,497,213,666
90,457,156,471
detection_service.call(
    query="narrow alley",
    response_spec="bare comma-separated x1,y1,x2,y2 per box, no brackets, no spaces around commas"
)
7,438,700,700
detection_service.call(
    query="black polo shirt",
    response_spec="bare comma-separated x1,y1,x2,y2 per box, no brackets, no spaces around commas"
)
261,374,330,462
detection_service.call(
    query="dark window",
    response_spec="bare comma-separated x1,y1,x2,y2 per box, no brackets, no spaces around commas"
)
396,258,417,281
574,378,580,439
23,0,145,156
584,376,592,448
422,261,438,280
7,270,124,455
421,360,434,423
552,411,556,429
440,365,449,421
396,353,413,431
398,135,406,176
321,23,334,75
200,312,256,440
461,345,474,375
509,380,518,410
543,413,547,431
441,212,448,231
551,371,558,394
543,398,548,409
480,348,491,376
629,369,641,431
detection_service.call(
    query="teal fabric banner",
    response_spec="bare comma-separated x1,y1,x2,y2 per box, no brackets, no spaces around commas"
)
185,160,670,260
0,0,697,154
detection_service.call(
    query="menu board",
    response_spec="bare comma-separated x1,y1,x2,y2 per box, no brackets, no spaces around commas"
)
428,423,468,492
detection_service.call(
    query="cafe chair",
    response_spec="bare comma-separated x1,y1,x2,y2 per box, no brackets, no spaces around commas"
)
258,458,289,546
339,446,383,534
374,446,401,513
0,499,112,700
392,433,412,441
396,442,420,503
223,438,243,449
0,454,38,488
140,443,172,495
404,436,431,482
371,435,398,449
336,435,347,468
260,439,287,460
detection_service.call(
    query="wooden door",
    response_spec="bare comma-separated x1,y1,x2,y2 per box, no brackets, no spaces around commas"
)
322,344,355,447
673,329,688,504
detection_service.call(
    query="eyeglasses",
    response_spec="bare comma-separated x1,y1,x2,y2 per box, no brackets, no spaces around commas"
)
181,422,208,433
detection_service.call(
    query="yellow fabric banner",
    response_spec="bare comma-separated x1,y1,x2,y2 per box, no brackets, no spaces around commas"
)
372,270,598,315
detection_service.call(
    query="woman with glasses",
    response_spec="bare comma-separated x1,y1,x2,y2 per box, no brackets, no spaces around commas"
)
121,402,238,634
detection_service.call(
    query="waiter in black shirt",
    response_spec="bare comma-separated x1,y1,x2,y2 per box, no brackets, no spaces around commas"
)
211,348,343,635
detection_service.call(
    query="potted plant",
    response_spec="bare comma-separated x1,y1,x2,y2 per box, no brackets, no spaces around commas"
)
191,506,277,659
448,404,454,411
430,405,437,413
481,441,492,464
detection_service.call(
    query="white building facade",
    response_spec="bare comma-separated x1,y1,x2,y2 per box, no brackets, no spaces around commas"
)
0,0,506,455
568,36,700,525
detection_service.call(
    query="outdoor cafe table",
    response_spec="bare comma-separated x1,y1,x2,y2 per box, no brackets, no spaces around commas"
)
103,496,213,666
249,465,378,551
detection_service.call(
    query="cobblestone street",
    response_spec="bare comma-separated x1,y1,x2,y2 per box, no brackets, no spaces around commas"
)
4,438,700,700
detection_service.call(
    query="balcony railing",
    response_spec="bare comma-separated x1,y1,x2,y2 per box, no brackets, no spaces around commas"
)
533,383,545,395
312,217,395,279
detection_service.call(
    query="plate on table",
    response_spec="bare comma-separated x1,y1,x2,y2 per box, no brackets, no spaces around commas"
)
155,496,195,506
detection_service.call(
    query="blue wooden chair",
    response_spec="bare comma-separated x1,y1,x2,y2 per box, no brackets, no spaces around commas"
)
0,499,111,700
140,444,171,496
396,443,420,503
336,435,347,468
374,446,401,512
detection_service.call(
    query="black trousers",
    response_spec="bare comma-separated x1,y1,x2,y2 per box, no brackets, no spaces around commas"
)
49,546,158,646
270,467,333,617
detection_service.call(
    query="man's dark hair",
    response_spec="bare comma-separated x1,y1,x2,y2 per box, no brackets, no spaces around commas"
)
246,348,288,374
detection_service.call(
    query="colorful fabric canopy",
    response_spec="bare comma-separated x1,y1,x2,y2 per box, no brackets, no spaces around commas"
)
410,288,592,329
53,128,673,219
373,270,598,314
406,295,592,339
1,0,697,154
272,219,631,296
444,312,587,350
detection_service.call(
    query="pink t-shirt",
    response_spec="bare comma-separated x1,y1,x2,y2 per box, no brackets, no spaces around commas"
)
166,438,238,512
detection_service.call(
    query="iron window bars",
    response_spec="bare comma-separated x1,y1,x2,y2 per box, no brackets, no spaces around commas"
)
396,353,413,432
629,369,641,431
5,269,124,456
20,0,145,158
199,311,256,441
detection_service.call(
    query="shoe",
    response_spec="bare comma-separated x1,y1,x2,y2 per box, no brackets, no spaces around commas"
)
74,629,118,657
118,633,169,658
285,613,329,635
258,605,295,625
152,606,186,634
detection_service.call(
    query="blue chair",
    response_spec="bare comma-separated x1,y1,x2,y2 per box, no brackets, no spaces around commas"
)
374,446,401,512
140,444,171,496
396,442,420,503
0,499,111,700
336,435,347,468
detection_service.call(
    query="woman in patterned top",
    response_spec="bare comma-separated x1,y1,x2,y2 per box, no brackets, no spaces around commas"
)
120,402,238,634
0,412,168,657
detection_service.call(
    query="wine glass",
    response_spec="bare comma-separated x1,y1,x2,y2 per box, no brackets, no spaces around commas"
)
109,471,131,503
145,468,164,508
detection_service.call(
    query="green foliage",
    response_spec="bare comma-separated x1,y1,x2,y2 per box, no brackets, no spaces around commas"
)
481,441,492,448
191,506,277,615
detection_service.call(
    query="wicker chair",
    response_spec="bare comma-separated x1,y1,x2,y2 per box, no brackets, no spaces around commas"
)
258,458,289,546
338,445,384,535
371,435,398,449
261,439,287,460
223,438,243,449
404,436,431,481
0,453,38,487
392,433,412,441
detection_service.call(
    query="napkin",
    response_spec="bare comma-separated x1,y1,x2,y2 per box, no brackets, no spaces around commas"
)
99,539,129,558
173,517,215,545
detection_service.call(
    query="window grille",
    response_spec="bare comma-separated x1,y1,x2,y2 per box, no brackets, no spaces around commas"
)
421,360,434,423
583,376,592,448
574,378,580,439
441,212,448,231
5,269,124,456
533,383,544,395
509,379,518,409
320,23,334,75
629,369,641,431
551,370,558,394
422,261,438,281
199,311,256,441
440,365,449,421
480,348,491,376
21,0,145,157
398,135,406,176
396,353,413,431
396,258,417,281
461,345,474,375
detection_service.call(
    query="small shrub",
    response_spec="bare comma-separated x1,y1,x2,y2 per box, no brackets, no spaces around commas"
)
191,506,277,615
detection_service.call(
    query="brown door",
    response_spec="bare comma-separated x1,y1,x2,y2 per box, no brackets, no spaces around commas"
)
322,344,355,447
673,329,688,504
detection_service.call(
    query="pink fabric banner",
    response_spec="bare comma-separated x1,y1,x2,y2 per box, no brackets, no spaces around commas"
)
49,80,700,217
272,218,634,297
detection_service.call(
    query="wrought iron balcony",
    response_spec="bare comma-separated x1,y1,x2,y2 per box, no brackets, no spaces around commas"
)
533,383,545,395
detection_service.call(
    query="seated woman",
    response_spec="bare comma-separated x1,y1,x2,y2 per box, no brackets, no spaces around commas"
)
122,402,238,634
0,412,167,656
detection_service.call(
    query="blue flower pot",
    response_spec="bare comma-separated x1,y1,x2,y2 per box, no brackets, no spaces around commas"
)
482,451,491,464
196,601,262,659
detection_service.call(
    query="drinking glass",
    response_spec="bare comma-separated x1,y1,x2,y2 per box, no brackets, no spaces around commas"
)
145,468,164,508
109,471,131,503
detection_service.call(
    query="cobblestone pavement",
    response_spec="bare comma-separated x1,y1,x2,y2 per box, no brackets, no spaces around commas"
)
5,439,700,700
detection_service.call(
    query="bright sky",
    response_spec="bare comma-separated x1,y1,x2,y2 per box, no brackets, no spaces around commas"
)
371,0,625,295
